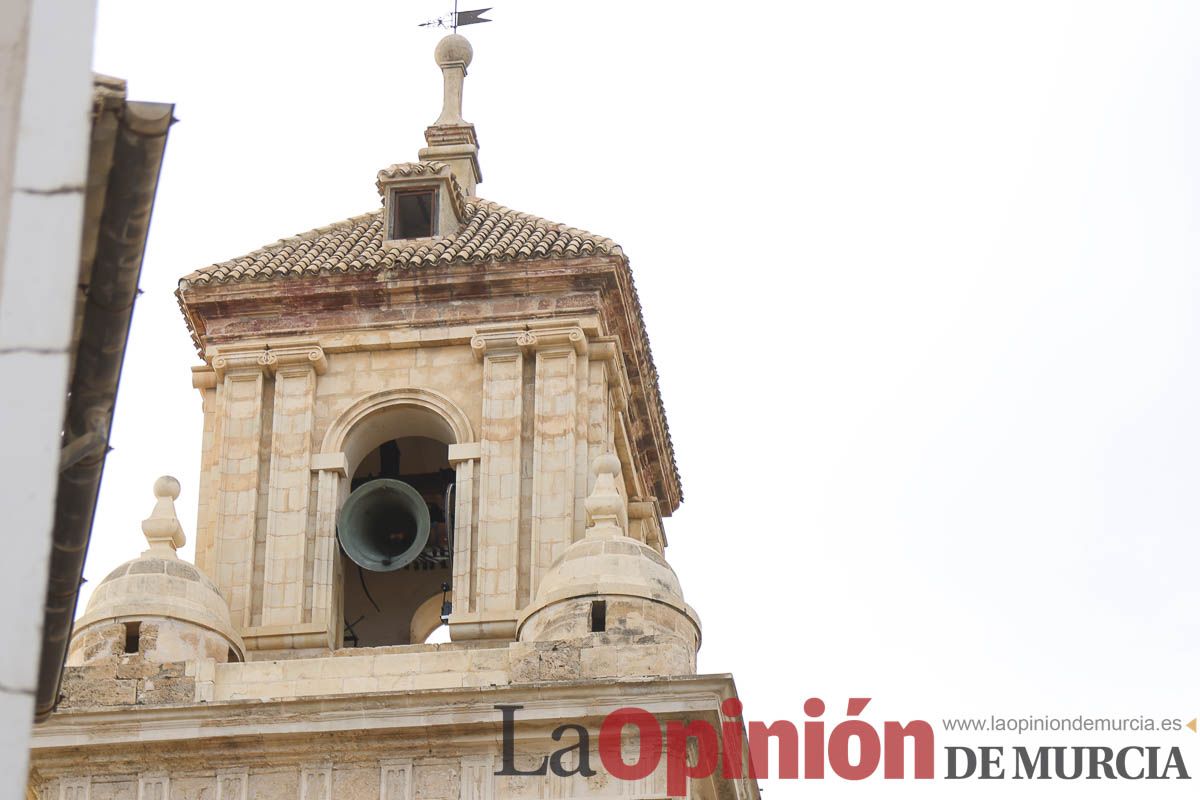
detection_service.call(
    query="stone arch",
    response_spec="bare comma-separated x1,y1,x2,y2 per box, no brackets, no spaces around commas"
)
321,387,474,472
316,387,475,649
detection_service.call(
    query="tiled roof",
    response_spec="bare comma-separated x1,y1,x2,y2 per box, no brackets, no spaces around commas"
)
179,198,624,288
177,165,681,508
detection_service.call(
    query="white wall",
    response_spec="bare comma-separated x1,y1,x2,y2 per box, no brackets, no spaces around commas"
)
0,0,96,796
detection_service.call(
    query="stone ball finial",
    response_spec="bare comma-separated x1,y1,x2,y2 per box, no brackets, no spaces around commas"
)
435,34,473,67
142,474,185,555
593,452,621,479
154,475,181,500
584,452,627,538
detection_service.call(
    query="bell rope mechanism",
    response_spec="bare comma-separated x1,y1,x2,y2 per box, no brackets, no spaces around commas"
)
337,478,432,572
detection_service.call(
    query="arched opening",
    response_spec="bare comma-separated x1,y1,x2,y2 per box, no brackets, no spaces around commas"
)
331,393,471,650
341,434,455,648
409,591,452,644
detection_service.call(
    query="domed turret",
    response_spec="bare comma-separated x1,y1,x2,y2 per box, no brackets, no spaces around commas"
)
517,455,700,672
67,477,244,666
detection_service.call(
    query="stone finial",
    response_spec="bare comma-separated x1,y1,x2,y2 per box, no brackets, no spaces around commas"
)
433,34,473,126
141,475,185,556
421,34,482,194
584,453,629,539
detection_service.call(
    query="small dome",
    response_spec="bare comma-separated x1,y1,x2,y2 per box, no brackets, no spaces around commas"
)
516,456,700,646
529,536,687,609
67,477,243,665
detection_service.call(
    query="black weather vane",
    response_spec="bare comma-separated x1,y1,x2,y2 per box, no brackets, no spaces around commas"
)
419,1,493,32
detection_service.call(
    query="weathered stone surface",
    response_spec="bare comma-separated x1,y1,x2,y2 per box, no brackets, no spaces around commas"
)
30,32,756,800
413,763,459,800
58,657,194,709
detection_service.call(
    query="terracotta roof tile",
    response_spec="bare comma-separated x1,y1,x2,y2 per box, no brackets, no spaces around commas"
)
179,199,624,288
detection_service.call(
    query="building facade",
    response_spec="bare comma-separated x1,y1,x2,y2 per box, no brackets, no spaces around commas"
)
29,34,756,800
4,0,173,795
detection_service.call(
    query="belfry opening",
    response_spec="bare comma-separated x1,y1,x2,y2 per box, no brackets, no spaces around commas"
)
340,435,455,648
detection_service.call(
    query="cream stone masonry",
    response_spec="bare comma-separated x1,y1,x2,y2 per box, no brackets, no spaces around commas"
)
419,34,482,194
209,345,269,628
261,342,326,628
529,325,586,594
36,32,758,800
470,327,526,634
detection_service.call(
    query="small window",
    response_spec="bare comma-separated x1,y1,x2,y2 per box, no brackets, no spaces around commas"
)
124,621,141,654
389,189,436,239
590,600,607,633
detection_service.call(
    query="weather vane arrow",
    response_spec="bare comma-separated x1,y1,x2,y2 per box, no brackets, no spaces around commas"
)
419,4,493,32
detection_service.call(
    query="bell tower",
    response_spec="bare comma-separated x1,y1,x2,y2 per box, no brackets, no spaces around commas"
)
177,33,682,655
31,34,758,800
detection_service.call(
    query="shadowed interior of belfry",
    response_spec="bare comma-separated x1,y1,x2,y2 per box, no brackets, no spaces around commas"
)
340,436,454,647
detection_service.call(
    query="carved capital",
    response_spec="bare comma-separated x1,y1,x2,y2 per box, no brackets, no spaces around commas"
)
471,322,587,359
209,345,269,379
523,324,586,355
470,328,527,360
263,342,327,376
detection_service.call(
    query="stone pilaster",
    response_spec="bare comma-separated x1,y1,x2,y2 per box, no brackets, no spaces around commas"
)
58,779,88,800
527,324,586,592
209,346,270,628
136,775,168,800
191,365,219,574
459,756,494,800
309,452,349,650
215,769,247,800
379,761,413,800
299,765,331,800
466,328,528,635
261,343,326,627
447,442,479,618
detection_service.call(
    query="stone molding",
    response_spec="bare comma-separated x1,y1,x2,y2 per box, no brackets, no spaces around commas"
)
262,342,327,376
210,347,269,379
470,322,586,360
30,675,738,753
446,442,481,464
319,386,475,457
309,452,349,476
208,341,326,379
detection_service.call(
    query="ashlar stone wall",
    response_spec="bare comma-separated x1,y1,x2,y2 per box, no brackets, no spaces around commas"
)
188,318,664,655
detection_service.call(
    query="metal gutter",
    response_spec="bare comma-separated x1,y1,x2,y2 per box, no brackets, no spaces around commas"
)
33,93,173,722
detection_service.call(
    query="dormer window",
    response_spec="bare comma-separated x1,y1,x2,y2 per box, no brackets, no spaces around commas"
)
376,162,463,244
389,188,437,240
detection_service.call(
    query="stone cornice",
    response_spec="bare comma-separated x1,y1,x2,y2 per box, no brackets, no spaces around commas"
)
30,674,738,756
182,256,682,514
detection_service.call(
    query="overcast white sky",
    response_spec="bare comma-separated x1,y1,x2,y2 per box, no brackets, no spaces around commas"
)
86,1,1200,795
